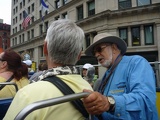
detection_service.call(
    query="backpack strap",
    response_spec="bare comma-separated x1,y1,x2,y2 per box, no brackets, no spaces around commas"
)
43,76,89,118
0,75,14,91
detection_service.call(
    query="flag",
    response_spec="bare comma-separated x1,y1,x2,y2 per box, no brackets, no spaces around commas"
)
22,11,31,30
41,0,49,21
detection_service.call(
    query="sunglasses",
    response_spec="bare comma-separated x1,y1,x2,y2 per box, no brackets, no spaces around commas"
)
92,44,111,56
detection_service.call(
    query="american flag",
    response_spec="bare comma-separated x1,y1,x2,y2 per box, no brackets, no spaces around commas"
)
22,11,31,30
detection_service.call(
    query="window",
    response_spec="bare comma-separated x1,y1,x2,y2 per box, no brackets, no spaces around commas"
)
63,0,68,5
15,37,17,45
119,0,131,10
55,16,60,20
20,2,22,9
20,13,22,20
31,16,34,23
77,5,83,21
39,24,43,35
19,24,22,31
62,12,68,19
45,21,48,32
28,6,30,14
39,46,44,57
39,10,42,18
23,0,25,6
85,34,90,48
16,6,18,13
55,0,60,9
144,25,154,45
27,31,30,40
131,27,140,46
119,28,128,45
19,35,21,43
88,0,95,16
32,3,34,12
137,0,151,6
31,29,34,38
22,34,24,43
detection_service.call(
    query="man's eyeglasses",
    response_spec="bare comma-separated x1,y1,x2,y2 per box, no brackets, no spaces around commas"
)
92,44,111,56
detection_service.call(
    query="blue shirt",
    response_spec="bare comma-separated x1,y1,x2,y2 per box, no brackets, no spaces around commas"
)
95,55,158,120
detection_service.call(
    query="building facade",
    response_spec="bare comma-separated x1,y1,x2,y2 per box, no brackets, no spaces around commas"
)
0,23,10,51
10,0,160,76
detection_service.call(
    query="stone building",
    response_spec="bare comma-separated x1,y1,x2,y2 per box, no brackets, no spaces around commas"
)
10,0,160,80
0,22,10,50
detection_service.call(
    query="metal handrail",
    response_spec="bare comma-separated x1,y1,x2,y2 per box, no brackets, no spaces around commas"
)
14,92,90,120
0,82,18,92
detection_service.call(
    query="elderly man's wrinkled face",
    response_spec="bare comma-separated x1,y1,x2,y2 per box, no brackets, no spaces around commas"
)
93,43,113,68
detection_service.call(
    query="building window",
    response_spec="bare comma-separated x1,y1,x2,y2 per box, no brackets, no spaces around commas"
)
119,28,128,45
55,0,60,9
137,0,151,6
27,31,30,40
119,0,131,10
28,6,30,14
19,35,21,43
20,2,22,9
144,25,154,45
20,13,22,20
40,46,44,57
23,0,25,6
63,0,68,5
45,21,48,32
62,12,68,19
131,26,140,46
55,16,60,20
39,10,42,18
31,29,34,38
85,34,90,48
19,24,22,31
15,37,17,45
77,5,83,21
31,16,34,23
88,0,95,16
22,34,24,43
32,3,34,12
39,24,43,35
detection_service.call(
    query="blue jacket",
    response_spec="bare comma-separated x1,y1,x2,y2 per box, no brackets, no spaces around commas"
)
95,55,158,120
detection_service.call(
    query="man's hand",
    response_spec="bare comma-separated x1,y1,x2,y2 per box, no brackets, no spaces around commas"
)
82,89,110,115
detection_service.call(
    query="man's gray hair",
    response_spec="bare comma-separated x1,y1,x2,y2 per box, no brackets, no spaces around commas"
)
45,19,84,65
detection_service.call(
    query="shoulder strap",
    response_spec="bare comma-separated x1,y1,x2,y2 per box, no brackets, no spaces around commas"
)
43,76,89,118
0,75,14,91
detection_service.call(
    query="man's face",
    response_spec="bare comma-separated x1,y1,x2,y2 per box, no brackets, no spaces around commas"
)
82,68,87,77
93,43,113,68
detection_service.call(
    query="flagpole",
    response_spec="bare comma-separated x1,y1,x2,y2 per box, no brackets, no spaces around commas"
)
47,1,62,18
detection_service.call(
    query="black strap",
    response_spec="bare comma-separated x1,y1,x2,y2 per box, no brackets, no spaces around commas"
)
43,76,89,118
0,75,14,91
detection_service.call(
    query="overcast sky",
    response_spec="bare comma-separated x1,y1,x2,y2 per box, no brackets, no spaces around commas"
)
0,0,11,24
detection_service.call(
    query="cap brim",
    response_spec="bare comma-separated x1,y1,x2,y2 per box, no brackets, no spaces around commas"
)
85,36,127,56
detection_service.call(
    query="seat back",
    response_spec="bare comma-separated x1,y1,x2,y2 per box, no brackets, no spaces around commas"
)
0,82,18,119
0,97,13,119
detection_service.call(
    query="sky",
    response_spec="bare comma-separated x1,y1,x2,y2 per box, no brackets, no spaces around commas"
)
0,0,11,24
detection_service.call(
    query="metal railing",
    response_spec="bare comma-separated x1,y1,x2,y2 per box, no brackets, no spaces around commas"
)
14,92,90,120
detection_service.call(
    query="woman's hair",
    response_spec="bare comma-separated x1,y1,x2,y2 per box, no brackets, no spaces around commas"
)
45,19,84,65
2,49,28,80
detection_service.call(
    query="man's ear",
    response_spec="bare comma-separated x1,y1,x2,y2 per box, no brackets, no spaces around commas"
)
112,44,120,54
44,41,48,56
77,51,82,60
